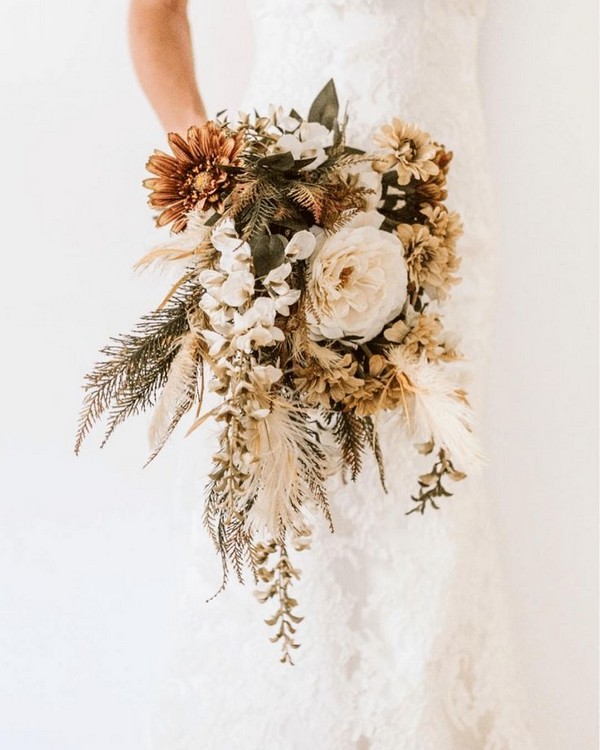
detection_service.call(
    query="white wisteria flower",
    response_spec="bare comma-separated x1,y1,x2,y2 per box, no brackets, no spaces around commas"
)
284,230,318,261
219,269,255,307
306,211,408,342
231,297,285,353
267,105,301,133
199,266,255,309
270,121,333,170
263,262,302,315
211,218,252,273
251,363,284,387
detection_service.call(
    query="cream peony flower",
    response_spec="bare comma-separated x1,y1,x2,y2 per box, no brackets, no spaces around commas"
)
306,211,408,342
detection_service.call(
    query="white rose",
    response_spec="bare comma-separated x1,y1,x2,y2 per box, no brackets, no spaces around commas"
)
306,211,408,343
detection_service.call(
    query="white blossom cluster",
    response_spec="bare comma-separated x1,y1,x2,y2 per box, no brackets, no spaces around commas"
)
198,220,319,408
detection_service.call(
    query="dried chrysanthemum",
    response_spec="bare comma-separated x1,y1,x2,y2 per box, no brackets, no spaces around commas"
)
384,312,441,360
385,310,461,363
294,342,364,409
144,122,245,233
342,354,412,417
396,223,460,301
373,119,439,185
413,146,452,206
421,204,463,247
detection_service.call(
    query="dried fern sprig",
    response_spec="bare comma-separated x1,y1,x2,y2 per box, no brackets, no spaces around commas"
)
74,279,204,454
406,445,466,515
328,410,386,490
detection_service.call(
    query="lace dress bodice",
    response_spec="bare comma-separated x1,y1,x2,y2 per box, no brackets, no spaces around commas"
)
151,3,538,749
244,0,497,397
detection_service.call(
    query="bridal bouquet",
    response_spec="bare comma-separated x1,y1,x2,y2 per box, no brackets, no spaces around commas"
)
76,81,482,663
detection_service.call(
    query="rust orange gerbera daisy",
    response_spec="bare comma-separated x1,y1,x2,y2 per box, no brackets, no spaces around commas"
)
144,122,245,233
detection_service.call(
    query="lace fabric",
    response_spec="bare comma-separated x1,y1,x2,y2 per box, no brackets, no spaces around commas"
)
150,1,538,748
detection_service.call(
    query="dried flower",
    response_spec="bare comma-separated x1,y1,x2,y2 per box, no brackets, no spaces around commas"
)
421,204,463,247
413,146,452,206
144,122,245,233
396,223,460,301
373,119,439,185
307,212,408,342
294,343,364,409
385,312,447,362
342,354,412,417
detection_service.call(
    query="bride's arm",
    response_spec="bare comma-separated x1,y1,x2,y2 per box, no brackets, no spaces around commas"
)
129,0,207,134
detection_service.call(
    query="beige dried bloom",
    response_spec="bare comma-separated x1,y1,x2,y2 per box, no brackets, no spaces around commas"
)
294,343,364,409
384,313,442,361
384,307,462,363
413,146,453,206
421,204,463,247
373,119,439,185
341,354,412,417
396,223,460,301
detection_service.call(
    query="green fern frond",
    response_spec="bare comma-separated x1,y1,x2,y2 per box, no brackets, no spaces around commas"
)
74,280,203,454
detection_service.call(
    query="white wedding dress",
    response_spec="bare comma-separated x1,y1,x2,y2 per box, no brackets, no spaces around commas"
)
151,1,538,748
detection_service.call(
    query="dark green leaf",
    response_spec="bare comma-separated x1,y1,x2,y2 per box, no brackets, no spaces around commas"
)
257,151,296,172
251,234,287,277
274,216,311,232
293,156,319,169
204,212,222,227
308,79,339,130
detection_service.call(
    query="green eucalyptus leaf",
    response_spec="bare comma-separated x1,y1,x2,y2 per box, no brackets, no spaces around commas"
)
257,151,296,172
308,79,339,129
219,164,244,175
332,119,343,148
204,212,222,227
275,215,311,232
293,156,319,169
344,146,366,156
251,234,287,278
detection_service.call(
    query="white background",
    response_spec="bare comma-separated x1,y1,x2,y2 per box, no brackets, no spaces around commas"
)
0,1,597,748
